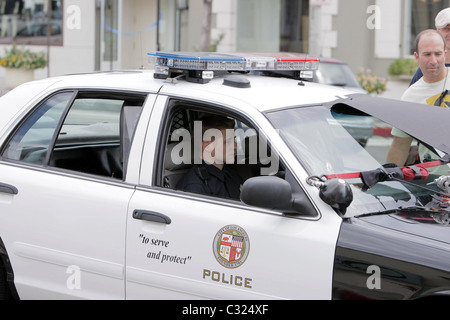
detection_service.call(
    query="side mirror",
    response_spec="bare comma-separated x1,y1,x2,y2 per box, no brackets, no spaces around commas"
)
240,176,317,216
241,176,292,211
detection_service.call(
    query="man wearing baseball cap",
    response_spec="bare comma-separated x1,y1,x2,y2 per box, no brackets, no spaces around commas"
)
410,8,450,85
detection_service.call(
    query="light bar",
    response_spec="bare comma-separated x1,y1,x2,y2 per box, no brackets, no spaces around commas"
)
148,51,320,83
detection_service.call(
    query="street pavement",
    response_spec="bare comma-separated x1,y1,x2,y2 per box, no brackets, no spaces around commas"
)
378,79,410,100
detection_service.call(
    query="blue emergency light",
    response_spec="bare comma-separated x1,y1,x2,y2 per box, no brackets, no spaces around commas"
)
148,51,320,84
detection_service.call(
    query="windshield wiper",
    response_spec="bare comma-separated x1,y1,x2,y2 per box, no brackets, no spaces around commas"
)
354,205,429,218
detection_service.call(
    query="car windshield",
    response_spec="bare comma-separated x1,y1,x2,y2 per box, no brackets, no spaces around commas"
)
266,105,450,217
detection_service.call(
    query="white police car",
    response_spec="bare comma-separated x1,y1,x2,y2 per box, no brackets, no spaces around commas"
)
0,52,449,300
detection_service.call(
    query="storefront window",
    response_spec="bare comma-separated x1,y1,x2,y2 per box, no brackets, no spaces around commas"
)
280,0,309,53
0,0,62,45
103,0,117,62
408,0,450,55
237,0,281,52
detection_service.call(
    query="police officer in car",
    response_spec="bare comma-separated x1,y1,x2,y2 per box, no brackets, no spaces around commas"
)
176,114,242,200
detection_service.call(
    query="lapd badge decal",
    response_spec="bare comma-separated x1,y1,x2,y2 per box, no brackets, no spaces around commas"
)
213,225,249,269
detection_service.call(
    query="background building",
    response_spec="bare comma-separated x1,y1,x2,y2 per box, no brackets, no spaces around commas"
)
0,0,448,82
332,0,450,77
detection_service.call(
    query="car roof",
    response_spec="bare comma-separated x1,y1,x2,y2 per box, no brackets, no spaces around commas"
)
0,70,355,135
43,70,163,93
7,69,356,109
157,72,354,112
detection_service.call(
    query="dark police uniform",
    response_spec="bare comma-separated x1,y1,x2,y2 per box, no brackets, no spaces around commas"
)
176,162,242,200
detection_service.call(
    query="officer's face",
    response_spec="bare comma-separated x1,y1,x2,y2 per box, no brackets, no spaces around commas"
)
202,128,237,166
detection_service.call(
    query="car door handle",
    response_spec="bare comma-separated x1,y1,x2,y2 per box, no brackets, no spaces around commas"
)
0,183,18,195
133,210,171,224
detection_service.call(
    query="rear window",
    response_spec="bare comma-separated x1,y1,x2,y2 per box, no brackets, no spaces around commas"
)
2,91,145,180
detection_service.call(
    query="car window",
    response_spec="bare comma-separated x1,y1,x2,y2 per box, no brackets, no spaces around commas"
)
159,101,293,202
2,91,74,164
2,91,145,180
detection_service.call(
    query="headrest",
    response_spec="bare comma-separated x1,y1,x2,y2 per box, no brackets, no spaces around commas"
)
164,143,192,171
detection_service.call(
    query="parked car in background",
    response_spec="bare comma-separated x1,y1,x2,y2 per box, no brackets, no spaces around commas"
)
260,55,365,93
313,58,366,93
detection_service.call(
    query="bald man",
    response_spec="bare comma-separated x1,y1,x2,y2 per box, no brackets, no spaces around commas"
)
387,29,450,167
410,8,450,85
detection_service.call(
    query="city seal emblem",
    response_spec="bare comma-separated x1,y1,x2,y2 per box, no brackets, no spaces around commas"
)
213,225,249,269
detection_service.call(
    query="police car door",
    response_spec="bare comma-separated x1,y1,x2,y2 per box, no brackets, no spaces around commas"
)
126,96,342,299
0,90,149,299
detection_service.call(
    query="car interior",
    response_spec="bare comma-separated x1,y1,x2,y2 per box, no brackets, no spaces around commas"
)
159,102,284,195
1,91,145,181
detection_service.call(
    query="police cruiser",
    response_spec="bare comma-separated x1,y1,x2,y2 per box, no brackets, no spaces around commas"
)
0,52,448,300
